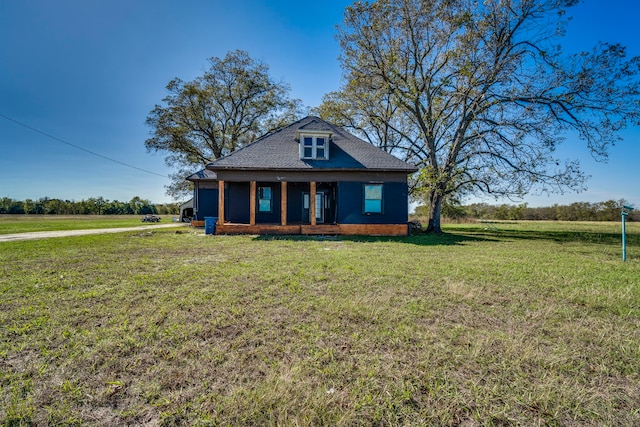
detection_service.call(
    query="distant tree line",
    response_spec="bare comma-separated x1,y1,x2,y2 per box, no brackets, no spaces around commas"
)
415,200,638,222
0,196,179,215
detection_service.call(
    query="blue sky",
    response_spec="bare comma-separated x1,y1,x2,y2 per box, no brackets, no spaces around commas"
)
1,0,638,207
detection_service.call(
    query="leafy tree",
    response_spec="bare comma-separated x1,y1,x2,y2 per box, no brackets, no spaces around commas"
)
332,0,640,232
7,200,25,214
441,196,468,220
145,50,305,199
0,197,178,215
458,199,637,221
21,199,35,214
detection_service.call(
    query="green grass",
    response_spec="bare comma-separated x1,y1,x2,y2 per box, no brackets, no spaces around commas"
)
0,215,174,234
1,222,639,425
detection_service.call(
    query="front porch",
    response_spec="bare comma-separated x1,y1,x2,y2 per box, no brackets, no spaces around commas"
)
190,176,410,236
215,180,337,228
214,222,408,236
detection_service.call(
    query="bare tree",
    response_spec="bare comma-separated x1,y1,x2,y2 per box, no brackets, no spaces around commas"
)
313,81,415,161
334,0,640,232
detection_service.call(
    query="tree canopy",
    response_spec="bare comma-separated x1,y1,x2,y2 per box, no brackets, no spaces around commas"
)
324,0,640,232
0,196,177,215
145,50,304,199
414,199,639,222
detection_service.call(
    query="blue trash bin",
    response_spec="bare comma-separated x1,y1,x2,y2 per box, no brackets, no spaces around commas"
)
204,217,217,235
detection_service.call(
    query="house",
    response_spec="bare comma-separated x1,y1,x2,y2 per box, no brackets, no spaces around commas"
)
179,198,194,222
187,116,417,236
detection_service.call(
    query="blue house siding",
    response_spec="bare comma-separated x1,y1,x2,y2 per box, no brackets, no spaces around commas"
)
227,182,250,224
286,182,307,224
195,188,218,220
337,181,408,224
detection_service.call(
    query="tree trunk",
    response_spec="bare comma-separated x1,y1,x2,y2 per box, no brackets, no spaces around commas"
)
426,190,443,233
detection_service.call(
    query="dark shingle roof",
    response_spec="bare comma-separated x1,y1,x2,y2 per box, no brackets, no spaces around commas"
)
205,116,417,172
186,169,218,180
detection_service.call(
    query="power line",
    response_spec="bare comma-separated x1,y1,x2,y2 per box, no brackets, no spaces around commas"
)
0,113,169,179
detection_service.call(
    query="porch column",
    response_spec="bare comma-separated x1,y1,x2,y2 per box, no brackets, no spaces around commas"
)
310,181,316,226
281,181,287,226
250,181,256,226
218,180,225,224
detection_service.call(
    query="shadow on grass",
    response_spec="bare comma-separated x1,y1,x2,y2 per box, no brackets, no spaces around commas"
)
444,226,640,246
253,232,495,246
252,226,639,247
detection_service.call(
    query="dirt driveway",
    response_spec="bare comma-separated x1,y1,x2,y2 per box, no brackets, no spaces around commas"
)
0,223,187,242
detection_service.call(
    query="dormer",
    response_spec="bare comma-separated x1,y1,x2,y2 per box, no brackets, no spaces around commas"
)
298,130,331,160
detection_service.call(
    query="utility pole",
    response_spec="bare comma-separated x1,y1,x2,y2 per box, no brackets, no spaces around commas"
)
622,205,634,262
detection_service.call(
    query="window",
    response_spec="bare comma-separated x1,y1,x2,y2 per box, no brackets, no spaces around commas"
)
303,137,314,158
363,184,383,214
258,186,272,212
299,134,329,160
316,137,326,159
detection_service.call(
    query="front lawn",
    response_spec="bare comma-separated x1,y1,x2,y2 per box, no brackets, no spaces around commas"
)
1,222,638,425
0,215,174,234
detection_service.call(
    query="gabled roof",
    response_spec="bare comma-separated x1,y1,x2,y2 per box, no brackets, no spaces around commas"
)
297,119,333,132
204,116,417,173
186,168,218,181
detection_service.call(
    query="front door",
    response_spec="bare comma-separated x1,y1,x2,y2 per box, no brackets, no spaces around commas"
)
315,192,325,223
302,192,326,224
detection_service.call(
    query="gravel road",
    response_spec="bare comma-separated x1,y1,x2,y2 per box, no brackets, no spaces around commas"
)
0,223,187,242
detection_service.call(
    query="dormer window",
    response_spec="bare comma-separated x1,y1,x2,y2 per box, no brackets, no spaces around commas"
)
299,132,330,160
